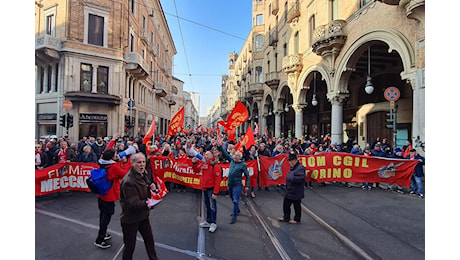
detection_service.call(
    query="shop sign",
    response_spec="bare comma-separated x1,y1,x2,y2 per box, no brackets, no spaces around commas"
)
79,113,107,122
37,113,57,120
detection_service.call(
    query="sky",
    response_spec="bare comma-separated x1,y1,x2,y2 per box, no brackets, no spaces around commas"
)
159,0,253,116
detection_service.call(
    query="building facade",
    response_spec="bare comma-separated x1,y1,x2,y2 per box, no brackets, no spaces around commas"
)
183,91,199,130
35,0,177,143
170,76,185,121
222,0,424,148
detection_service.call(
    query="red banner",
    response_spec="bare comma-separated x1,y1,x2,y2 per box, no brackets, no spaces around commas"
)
149,156,258,191
35,162,97,196
258,153,419,188
166,107,185,139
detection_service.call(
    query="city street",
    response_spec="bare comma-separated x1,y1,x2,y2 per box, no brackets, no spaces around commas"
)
35,183,424,260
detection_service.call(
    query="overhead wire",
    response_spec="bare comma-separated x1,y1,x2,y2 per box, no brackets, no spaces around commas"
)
172,0,194,91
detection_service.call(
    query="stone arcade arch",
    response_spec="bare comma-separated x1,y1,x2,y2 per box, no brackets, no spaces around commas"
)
333,29,417,147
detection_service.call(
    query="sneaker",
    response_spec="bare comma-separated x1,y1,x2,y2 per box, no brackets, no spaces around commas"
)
209,223,217,233
199,221,210,228
419,194,424,199
410,191,416,195
94,241,112,249
289,220,299,224
104,234,112,240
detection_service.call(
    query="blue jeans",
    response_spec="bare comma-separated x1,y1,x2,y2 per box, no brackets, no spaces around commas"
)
410,175,424,195
228,185,242,220
202,188,217,224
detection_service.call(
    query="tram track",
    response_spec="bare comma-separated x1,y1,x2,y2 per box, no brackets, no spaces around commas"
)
239,189,375,260
306,187,425,255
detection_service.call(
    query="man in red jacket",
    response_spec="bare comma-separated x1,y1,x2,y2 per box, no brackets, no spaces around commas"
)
192,151,222,233
94,148,131,249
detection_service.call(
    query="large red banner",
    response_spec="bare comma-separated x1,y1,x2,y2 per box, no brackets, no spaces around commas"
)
35,153,419,196
149,156,258,191
35,162,97,196
258,153,419,188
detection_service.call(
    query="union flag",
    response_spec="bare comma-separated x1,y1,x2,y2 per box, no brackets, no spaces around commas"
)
143,117,155,147
235,126,255,152
166,107,185,139
219,101,248,141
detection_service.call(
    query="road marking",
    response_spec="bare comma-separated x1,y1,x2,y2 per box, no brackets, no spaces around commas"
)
35,208,199,258
196,192,206,259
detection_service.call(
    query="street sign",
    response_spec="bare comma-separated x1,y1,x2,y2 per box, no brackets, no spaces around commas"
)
384,87,400,102
63,100,73,110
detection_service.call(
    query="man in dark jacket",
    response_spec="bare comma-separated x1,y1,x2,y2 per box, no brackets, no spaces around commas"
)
258,143,271,157
407,149,425,198
279,153,306,224
119,153,159,260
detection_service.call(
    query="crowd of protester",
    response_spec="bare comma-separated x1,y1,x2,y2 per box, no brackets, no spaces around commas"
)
35,131,425,198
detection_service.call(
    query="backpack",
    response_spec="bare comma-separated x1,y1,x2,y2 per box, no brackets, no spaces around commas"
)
86,167,113,195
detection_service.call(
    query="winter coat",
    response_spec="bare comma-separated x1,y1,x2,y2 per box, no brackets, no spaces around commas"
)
91,142,106,159
285,162,306,200
406,154,425,177
192,160,222,194
258,148,271,157
97,159,131,202
119,169,152,224
77,151,98,163
219,146,250,188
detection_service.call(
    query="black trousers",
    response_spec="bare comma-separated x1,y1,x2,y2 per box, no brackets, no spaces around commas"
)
96,198,115,243
121,218,158,260
283,197,301,222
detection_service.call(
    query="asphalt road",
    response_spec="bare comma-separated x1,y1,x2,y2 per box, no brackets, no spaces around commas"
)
35,182,424,260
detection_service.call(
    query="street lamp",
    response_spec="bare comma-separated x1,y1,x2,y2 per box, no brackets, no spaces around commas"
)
311,72,318,106
284,103,289,112
365,44,374,94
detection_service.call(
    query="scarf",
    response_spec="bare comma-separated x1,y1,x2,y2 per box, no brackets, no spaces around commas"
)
58,148,68,163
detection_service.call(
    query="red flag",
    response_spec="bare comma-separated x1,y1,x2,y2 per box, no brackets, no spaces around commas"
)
235,126,256,152
143,117,155,147
221,101,248,141
166,107,185,139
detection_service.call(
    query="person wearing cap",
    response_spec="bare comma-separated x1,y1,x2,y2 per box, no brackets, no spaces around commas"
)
92,137,107,159
407,149,425,198
279,152,306,224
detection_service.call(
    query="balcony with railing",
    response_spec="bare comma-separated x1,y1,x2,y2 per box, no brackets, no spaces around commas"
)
264,71,280,88
311,20,347,57
149,45,157,57
141,30,148,44
286,1,300,23
124,52,149,79
268,29,278,47
271,0,279,15
168,96,176,106
248,82,264,96
282,53,303,74
35,34,62,63
154,82,168,97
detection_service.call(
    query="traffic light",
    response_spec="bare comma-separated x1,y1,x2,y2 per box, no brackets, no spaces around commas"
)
385,108,397,132
59,114,67,127
67,113,74,128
